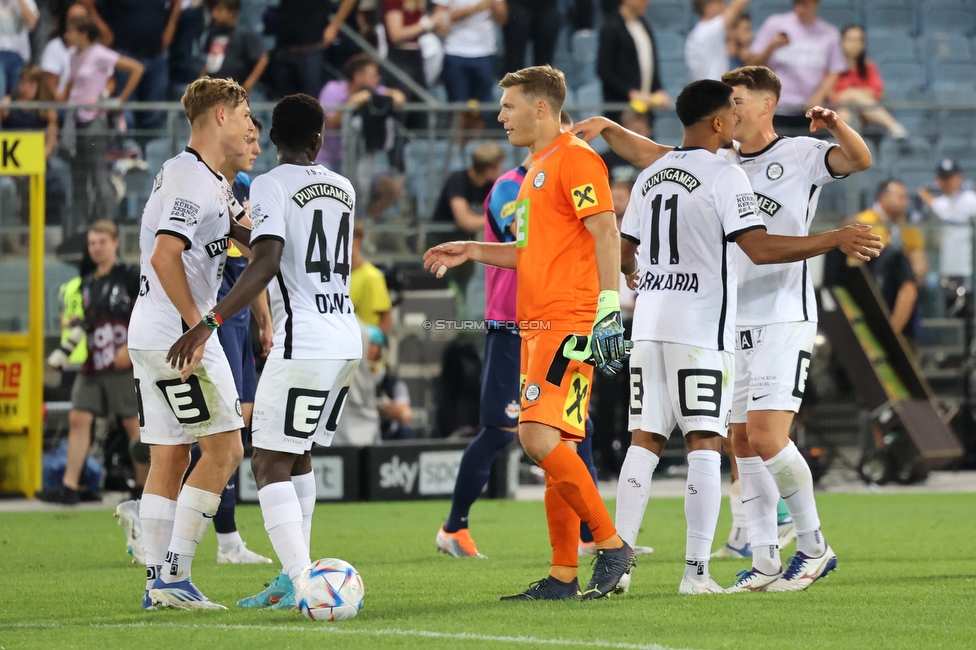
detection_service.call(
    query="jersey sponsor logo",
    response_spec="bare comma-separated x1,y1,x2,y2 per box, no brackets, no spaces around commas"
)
204,236,230,259
641,167,702,195
766,162,784,180
571,183,598,211
532,170,546,189
152,169,163,193
284,387,329,439
637,271,699,293
250,203,267,228
291,183,354,210
754,193,783,218
169,198,201,226
514,198,529,248
156,376,211,424
562,371,590,428
736,192,760,218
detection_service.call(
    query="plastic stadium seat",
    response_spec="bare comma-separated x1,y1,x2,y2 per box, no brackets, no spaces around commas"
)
145,138,172,176
867,31,919,62
660,59,691,93
866,6,917,34
935,135,976,161
921,7,975,35
819,7,861,30
876,61,928,98
653,112,683,144
938,109,976,138
929,59,976,101
405,140,451,219
889,109,938,137
570,30,599,91
879,136,934,170
575,81,604,108
645,0,691,35
655,31,686,62
920,32,972,60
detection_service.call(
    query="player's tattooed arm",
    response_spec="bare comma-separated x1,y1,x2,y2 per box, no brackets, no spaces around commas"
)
807,106,872,175
573,116,673,169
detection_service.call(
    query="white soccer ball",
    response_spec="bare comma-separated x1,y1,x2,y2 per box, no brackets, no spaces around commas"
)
296,558,364,621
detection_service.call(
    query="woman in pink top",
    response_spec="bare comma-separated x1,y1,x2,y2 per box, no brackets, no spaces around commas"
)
832,25,908,139
62,14,143,226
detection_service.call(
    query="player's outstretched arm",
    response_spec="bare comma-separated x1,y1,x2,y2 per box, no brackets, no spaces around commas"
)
423,241,517,277
573,116,673,169
736,223,883,265
808,106,872,176
166,238,283,380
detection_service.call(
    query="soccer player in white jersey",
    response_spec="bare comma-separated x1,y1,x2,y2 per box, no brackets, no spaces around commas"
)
129,77,253,610
168,94,362,610
718,65,873,592
613,79,881,595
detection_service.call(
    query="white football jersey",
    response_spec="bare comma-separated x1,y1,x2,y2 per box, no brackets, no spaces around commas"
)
129,149,237,350
623,148,766,351
249,164,363,361
725,136,845,326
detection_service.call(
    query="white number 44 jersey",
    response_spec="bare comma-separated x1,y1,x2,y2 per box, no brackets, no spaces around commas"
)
622,147,766,352
249,164,363,361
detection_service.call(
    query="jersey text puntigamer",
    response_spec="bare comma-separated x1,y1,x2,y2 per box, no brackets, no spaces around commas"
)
248,164,363,360
622,147,766,351
129,148,240,350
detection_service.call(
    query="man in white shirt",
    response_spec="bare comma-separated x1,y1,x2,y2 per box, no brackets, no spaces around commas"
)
433,0,507,106
0,0,38,97
919,159,976,287
685,0,753,82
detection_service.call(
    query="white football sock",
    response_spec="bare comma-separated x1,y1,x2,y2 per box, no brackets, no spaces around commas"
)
763,441,826,557
217,531,244,554
259,481,309,582
140,494,176,591
614,445,660,548
685,449,721,569
736,455,781,574
162,486,221,584
726,479,749,547
291,471,316,552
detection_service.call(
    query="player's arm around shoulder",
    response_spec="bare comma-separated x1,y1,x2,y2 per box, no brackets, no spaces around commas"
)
573,116,674,169
807,106,872,176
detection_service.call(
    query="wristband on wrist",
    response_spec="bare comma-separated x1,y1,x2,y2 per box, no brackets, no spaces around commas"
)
202,310,223,330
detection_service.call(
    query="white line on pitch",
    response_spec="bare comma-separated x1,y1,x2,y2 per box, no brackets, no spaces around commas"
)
2,622,694,650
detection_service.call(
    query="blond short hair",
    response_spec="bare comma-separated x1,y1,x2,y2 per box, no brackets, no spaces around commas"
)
499,65,567,116
471,142,506,173
181,77,248,125
88,220,118,239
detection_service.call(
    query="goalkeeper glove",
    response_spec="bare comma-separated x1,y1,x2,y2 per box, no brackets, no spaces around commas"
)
562,290,634,377
47,325,85,370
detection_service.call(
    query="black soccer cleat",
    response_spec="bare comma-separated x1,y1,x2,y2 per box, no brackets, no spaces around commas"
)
35,484,80,505
500,576,581,601
581,541,634,600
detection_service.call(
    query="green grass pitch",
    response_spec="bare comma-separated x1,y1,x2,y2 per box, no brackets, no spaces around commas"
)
1,493,974,649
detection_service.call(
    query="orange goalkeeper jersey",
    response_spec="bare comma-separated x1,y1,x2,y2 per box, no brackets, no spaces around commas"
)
514,131,614,331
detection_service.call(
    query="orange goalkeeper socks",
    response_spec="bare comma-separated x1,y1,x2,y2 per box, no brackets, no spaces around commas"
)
545,473,580,569
539,442,617,545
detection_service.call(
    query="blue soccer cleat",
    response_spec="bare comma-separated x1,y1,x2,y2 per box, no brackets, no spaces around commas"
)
237,572,294,609
711,540,752,559
149,577,226,610
142,590,154,610
764,545,837,592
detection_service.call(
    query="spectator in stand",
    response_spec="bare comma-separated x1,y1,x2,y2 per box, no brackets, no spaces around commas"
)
333,320,381,446
383,0,434,129
323,0,364,75
0,65,58,252
366,325,416,440
431,141,505,232
685,0,752,81
0,0,38,99
831,25,908,139
851,179,924,262
727,11,752,68
201,0,269,93
98,0,179,134
40,1,113,98
37,220,147,505
432,0,507,108
503,0,558,74
919,159,976,289
597,0,669,127
168,0,205,91
350,222,394,333
747,0,845,129
271,0,330,97
63,15,144,225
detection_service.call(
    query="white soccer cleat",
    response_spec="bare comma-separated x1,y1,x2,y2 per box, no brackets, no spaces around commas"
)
115,499,145,565
724,567,782,593
613,567,632,595
217,543,273,565
149,578,227,610
777,519,797,547
764,545,837,592
678,576,725,595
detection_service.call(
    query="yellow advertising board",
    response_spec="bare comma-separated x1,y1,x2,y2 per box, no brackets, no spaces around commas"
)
0,131,45,496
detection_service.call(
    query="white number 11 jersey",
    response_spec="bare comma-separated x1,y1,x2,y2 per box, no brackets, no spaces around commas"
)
249,164,363,361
